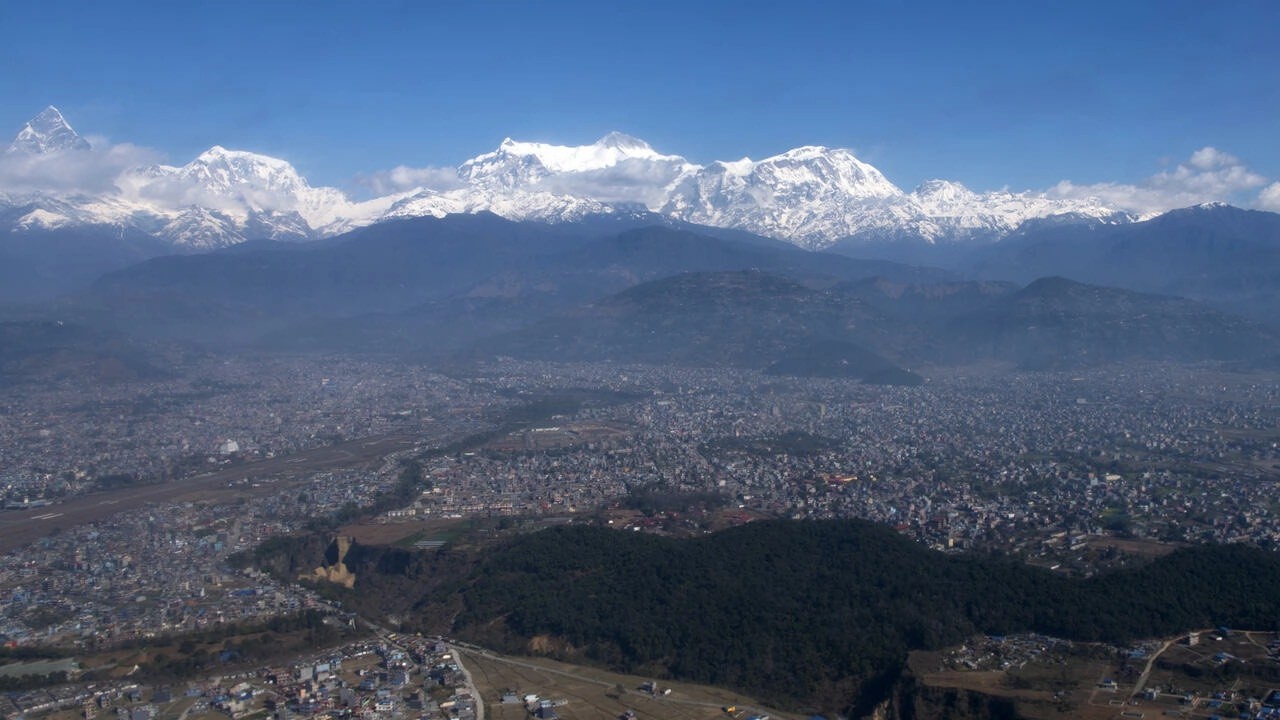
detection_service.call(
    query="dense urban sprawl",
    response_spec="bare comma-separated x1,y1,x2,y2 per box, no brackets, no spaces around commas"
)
3,357,1280,664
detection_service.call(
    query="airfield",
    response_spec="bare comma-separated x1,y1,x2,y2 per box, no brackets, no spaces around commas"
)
0,433,417,554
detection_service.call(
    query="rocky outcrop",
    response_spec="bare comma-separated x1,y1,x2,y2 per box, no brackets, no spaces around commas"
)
306,536,356,589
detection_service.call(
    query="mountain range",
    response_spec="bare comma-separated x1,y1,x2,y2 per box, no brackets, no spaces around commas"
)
4,213,1265,387
6,107,1280,377
2,106,1130,256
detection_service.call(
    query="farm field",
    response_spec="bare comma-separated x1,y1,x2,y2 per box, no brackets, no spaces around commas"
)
911,631,1280,720
455,643,803,720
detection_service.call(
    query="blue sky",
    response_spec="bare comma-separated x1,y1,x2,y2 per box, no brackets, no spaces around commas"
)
2,0,1277,203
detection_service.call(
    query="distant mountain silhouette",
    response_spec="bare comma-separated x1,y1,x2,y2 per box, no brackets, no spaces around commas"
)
473,269,921,382
0,220,171,301
967,204,1280,324
67,215,945,350
2,212,1271,373
0,320,175,385
942,276,1278,369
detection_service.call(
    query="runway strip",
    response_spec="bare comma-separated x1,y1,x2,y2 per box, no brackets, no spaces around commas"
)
0,433,416,554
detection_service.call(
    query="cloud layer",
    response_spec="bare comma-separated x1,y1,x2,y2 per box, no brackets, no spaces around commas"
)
354,165,465,196
368,145,1280,218
4,134,1280,226
1257,182,1280,213
1048,147,1270,216
534,158,688,207
0,138,161,195
356,157,686,207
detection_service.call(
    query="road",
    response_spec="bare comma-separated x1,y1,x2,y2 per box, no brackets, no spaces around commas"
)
358,618,487,720
449,644,487,720
0,433,416,553
1130,638,1175,700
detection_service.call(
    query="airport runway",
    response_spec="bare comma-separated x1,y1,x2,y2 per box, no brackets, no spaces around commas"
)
0,433,418,554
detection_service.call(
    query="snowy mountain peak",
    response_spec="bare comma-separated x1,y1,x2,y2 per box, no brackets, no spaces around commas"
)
458,132,693,198
771,145,835,160
750,145,903,200
184,145,302,183
914,179,978,203
1,106,1152,253
595,131,652,152
103,143,360,239
711,158,755,176
6,105,92,154
916,178,970,194
196,144,247,162
479,132,684,174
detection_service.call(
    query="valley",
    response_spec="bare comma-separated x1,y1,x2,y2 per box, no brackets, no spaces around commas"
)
4,86,1280,719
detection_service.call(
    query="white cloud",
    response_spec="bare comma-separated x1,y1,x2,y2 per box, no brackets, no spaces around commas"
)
0,141,162,195
118,172,259,215
534,157,689,207
1258,182,1280,212
354,165,464,195
354,154,689,207
1047,146,1269,216
1188,146,1238,171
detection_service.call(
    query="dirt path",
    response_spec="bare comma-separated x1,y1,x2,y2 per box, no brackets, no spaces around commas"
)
1130,638,1175,699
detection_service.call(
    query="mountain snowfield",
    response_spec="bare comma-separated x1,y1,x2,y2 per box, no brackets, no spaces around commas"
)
7,107,91,154
2,106,1132,251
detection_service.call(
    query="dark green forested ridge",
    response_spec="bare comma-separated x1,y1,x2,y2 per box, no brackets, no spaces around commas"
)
447,520,1280,713
243,519,1280,716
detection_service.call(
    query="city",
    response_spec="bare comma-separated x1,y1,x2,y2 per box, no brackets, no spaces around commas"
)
5,358,1280,651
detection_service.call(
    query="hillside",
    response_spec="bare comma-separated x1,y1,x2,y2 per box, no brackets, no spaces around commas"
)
63,216,936,351
474,269,923,383
942,276,1279,369
243,520,1280,717
965,204,1280,323
475,271,1277,373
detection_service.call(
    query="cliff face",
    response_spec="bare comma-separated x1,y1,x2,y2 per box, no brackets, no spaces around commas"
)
306,536,356,588
235,533,333,578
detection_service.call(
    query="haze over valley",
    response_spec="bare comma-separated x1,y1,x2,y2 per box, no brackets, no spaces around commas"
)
3,2,1280,718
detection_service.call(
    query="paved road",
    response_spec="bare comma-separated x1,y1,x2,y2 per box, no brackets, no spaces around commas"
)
449,644,487,720
0,433,416,553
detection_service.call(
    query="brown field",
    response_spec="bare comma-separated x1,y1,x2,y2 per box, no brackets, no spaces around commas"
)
456,645,803,720
914,632,1280,720
919,659,1134,720
482,422,631,452
1141,631,1280,699
339,517,472,546
340,519,429,546
1081,535,1183,558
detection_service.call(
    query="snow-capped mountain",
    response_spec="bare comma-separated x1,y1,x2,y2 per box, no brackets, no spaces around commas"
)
5,106,91,154
380,187,618,225
658,149,1128,247
382,133,685,222
113,145,361,246
1,106,1135,252
661,146,908,247
461,132,690,190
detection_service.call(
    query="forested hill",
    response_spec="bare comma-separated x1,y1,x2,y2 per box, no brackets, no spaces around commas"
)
446,520,1280,714
243,519,1280,716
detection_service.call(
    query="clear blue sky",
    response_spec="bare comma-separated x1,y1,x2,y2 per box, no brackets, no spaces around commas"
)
2,0,1277,195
